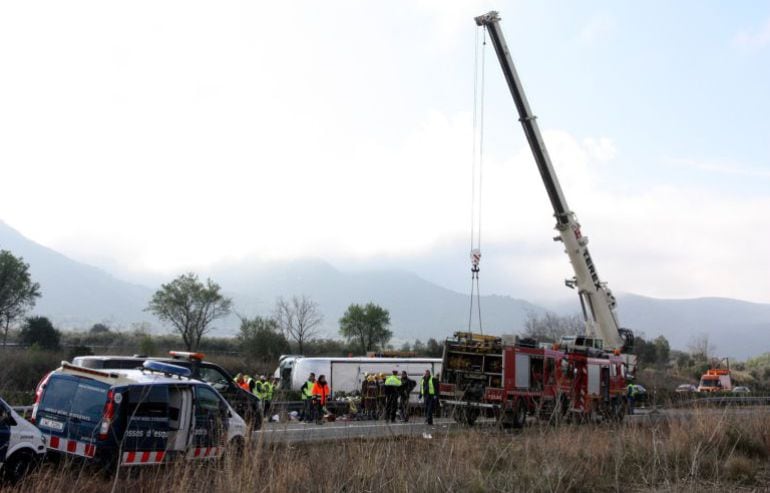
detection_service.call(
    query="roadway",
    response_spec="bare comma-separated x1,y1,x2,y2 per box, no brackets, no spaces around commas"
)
253,418,458,444
252,406,770,444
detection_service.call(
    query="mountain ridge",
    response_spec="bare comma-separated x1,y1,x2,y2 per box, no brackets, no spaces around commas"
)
2,219,769,359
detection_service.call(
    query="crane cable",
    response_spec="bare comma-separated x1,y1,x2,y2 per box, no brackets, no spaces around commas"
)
468,26,487,334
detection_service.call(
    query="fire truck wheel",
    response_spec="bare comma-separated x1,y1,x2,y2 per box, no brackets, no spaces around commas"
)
513,399,527,429
465,407,480,426
611,398,625,422
498,408,515,429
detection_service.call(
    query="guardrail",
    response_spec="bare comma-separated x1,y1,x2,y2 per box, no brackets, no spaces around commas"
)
12,405,33,418
672,396,770,408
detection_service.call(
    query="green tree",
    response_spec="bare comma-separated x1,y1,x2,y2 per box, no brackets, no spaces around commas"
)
89,323,110,334
0,250,41,348
413,339,426,354
653,335,670,366
19,316,61,351
238,316,290,363
146,273,232,351
425,338,443,357
338,302,392,354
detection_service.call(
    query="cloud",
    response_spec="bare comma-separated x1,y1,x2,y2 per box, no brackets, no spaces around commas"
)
577,13,617,44
667,157,770,179
733,17,770,48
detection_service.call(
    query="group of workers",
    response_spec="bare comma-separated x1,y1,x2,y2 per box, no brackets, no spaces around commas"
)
298,373,331,424
234,373,280,421
360,369,440,425
234,369,440,425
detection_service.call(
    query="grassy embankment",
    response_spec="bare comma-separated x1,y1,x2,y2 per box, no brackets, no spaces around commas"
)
5,410,770,493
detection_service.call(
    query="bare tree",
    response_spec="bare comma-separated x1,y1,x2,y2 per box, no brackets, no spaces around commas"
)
522,311,584,342
274,295,323,354
688,333,713,361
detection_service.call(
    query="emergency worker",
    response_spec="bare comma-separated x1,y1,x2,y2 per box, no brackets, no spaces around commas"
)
419,369,438,425
626,382,637,415
398,370,416,422
262,376,274,421
362,374,379,420
235,373,250,392
384,371,402,423
311,374,330,425
300,373,316,422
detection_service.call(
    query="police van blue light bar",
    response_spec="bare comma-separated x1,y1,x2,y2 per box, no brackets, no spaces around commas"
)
142,360,192,378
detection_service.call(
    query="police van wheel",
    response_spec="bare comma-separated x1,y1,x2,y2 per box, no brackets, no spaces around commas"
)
3,450,36,484
224,437,246,462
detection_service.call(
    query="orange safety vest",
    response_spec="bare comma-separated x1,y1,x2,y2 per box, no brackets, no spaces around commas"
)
312,381,330,406
239,380,250,392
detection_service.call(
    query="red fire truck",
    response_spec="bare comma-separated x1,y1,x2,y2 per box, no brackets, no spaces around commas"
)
439,332,629,427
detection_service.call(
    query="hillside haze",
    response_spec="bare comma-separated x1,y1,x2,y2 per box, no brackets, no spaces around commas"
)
2,220,769,359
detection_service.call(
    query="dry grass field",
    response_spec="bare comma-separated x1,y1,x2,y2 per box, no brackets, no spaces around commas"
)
5,410,770,493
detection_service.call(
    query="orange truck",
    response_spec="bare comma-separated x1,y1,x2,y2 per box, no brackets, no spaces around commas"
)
698,368,732,392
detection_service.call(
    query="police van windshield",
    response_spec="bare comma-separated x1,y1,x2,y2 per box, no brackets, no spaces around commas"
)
40,375,110,422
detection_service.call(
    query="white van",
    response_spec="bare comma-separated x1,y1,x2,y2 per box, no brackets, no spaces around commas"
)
277,356,442,401
1,396,46,483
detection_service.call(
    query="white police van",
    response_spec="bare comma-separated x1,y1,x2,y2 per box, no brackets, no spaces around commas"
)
31,361,246,468
0,396,46,483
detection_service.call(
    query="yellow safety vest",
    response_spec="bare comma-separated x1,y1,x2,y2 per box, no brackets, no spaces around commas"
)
385,375,402,387
420,377,436,396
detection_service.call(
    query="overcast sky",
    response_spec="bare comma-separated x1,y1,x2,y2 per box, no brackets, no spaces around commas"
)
1,1,769,304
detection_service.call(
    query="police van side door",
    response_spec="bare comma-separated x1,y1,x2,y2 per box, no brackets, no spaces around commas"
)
190,385,228,457
122,385,171,454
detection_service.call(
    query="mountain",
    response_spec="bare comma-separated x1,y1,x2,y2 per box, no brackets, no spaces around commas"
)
0,221,545,337
0,220,153,328
615,294,770,361
207,258,546,340
2,220,770,359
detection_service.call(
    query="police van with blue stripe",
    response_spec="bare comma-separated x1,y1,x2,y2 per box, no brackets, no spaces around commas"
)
1,396,45,483
31,360,246,468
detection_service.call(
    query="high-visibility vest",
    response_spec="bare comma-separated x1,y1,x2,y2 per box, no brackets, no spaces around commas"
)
238,380,250,392
312,382,330,406
385,375,402,387
263,382,274,401
254,381,265,399
420,376,436,396
627,384,637,397
301,380,314,400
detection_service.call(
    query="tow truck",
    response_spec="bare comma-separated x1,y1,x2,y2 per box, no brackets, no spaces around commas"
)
439,12,637,426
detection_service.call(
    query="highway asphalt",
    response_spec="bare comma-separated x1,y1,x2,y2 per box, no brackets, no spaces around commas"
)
252,406,770,444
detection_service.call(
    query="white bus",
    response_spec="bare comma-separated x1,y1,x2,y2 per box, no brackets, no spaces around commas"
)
275,356,442,400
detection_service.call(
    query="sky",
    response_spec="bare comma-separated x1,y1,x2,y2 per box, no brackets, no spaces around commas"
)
1,1,769,304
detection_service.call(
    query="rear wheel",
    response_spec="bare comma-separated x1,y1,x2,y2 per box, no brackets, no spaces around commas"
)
452,405,479,426
497,404,515,429
513,399,527,429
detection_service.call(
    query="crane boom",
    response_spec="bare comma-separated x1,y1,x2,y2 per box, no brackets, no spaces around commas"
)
475,11,634,356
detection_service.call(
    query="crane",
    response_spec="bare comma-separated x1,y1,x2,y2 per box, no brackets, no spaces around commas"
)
474,11,635,368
